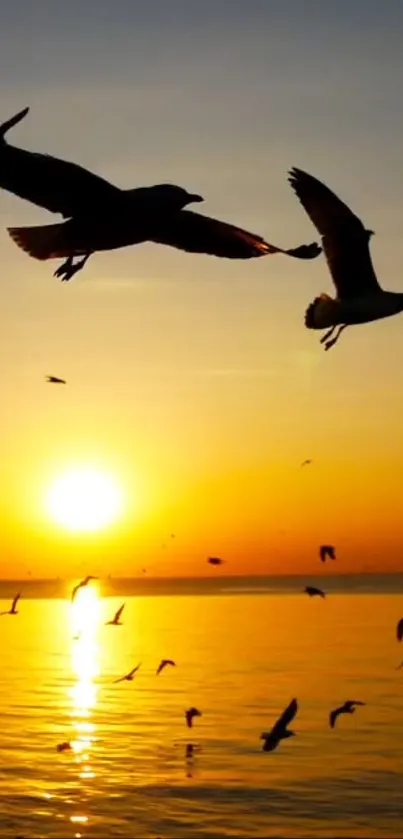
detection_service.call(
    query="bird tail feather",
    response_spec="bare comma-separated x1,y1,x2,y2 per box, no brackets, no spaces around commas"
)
7,223,73,260
0,107,30,142
305,294,340,329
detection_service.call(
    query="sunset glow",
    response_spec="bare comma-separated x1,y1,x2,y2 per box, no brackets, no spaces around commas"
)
45,468,122,533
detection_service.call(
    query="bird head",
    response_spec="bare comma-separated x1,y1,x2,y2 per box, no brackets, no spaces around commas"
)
282,730,296,739
151,184,203,210
366,229,375,240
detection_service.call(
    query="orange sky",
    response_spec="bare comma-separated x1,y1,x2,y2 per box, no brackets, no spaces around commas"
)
2,3,403,577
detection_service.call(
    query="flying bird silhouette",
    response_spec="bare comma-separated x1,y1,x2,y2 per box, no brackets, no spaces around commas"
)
288,167,403,350
301,459,312,467
1,108,321,281
320,545,336,563
0,592,21,616
305,586,325,599
185,707,202,728
156,659,176,675
396,618,403,641
114,663,141,683
56,741,72,753
329,700,365,728
207,557,224,566
71,575,97,602
261,698,298,752
106,603,125,626
46,375,66,384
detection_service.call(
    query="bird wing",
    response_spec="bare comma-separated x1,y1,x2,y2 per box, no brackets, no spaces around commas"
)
114,603,125,622
12,593,20,610
288,168,381,298
151,209,320,260
129,663,141,677
271,698,298,737
114,675,125,683
397,619,403,641
329,708,341,728
1,142,124,219
349,700,365,707
71,584,80,602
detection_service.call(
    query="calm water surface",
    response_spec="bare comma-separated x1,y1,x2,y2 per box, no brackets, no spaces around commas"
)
0,581,402,838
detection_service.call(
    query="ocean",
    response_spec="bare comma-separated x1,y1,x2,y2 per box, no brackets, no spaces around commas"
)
0,574,402,838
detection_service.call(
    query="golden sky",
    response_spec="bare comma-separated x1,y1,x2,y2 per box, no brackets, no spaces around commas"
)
1,2,403,577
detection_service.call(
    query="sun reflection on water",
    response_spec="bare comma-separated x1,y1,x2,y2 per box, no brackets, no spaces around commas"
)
69,585,100,787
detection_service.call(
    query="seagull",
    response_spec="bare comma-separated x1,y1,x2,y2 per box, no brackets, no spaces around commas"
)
114,663,141,683
71,575,98,602
0,592,21,616
46,375,66,384
1,108,321,281
320,545,336,563
301,459,312,467
56,741,72,753
207,557,224,566
261,697,298,752
156,659,176,675
185,707,202,728
288,167,403,350
396,618,403,641
305,586,325,599
329,700,365,728
106,603,125,626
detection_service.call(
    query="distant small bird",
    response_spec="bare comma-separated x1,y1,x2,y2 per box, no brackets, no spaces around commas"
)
71,575,97,602
114,663,141,683
305,586,325,599
301,459,312,467
261,697,298,752
106,603,125,626
46,375,66,384
0,592,21,616
396,618,403,642
320,545,336,563
329,700,365,728
156,659,176,675
56,741,72,753
207,557,224,566
185,707,202,728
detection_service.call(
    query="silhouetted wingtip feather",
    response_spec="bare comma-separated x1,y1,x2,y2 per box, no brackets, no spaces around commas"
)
286,242,322,260
0,106,30,140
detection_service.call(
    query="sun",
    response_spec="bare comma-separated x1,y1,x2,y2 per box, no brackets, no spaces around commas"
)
46,467,122,532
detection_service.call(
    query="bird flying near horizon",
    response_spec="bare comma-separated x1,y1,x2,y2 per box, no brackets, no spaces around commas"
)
1,108,321,281
46,375,66,384
156,659,176,675
106,603,125,626
288,167,403,350
185,707,202,728
261,698,298,752
207,557,224,566
305,586,325,599
0,592,21,616
71,575,98,602
329,700,365,728
320,545,336,563
114,663,141,684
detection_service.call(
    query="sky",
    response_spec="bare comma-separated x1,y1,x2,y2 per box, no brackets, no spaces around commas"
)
1,0,403,578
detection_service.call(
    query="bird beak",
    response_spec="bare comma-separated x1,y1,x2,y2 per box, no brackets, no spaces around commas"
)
189,193,204,203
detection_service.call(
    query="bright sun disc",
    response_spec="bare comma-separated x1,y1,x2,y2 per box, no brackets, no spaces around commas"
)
46,467,122,532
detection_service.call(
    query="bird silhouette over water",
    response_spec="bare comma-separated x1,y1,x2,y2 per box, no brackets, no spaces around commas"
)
305,586,325,599
288,167,403,350
396,618,403,641
71,575,97,602
56,741,72,753
185,707,202,728
156,659,176,675
46,375,66,384
261,698,298,752
114,663,141,683
320,545,336,563
329,700,365,728
0,108,321,281
0,592,21,616
207,557,224,566
106,603,125,626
